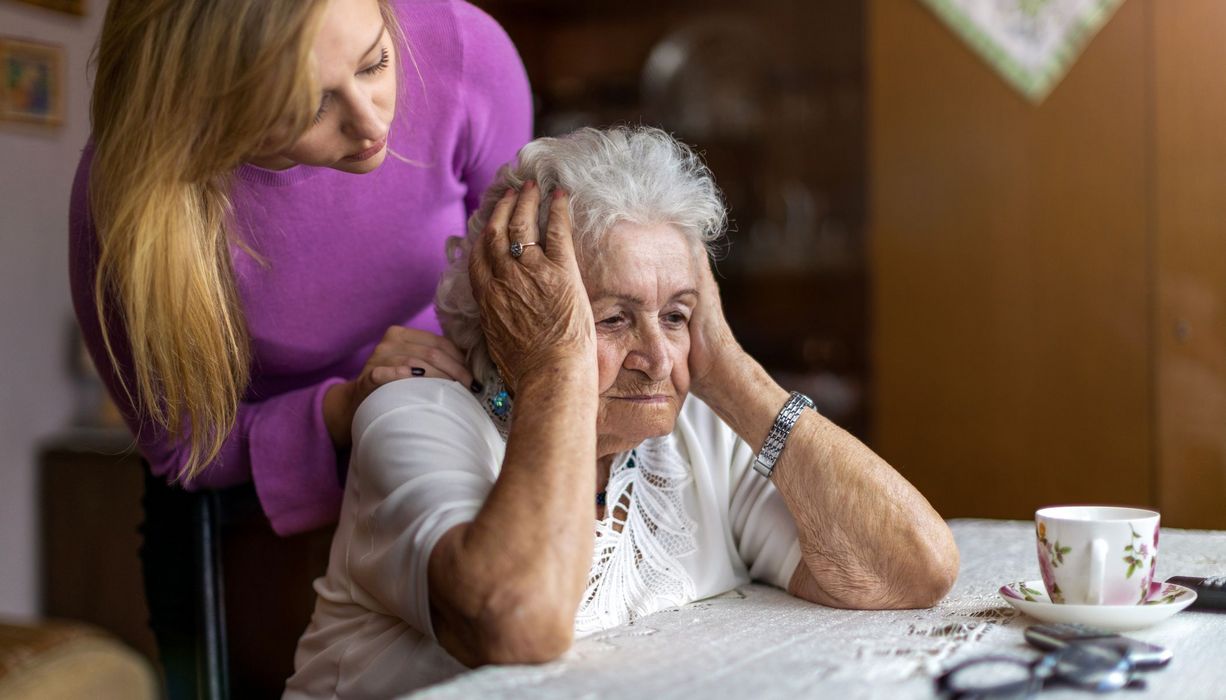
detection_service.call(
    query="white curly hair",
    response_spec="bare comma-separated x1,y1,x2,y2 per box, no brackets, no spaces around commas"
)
435,126,728,385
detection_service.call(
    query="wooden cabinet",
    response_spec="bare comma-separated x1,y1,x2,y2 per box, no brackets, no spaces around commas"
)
40,430,157,663
869,0,1226,527
40,430,332,698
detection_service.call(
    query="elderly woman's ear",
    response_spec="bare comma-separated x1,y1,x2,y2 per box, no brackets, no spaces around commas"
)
467,181,595,393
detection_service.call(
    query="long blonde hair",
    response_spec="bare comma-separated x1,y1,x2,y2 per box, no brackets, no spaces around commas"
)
89,0,400,481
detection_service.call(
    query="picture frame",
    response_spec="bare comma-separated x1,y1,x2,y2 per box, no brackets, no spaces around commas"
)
7,0,85,16
0,37,64,126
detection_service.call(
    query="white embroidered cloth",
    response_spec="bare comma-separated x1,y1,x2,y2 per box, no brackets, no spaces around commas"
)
576,438,699,635
917,0,1124,102
409,519,1226,699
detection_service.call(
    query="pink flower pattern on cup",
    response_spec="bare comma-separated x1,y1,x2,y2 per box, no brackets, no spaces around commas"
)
1036,522,1069,603
1123,525,1156,603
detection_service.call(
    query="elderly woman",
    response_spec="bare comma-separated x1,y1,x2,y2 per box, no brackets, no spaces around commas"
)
284,127,958,699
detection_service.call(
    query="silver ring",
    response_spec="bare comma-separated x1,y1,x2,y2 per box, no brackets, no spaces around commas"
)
509,241,539,258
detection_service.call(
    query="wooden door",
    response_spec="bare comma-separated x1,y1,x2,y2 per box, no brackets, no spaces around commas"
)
1153,1,1226,528
868,0,1154,520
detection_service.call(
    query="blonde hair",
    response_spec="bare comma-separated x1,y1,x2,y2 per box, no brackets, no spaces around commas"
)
89,0,402,481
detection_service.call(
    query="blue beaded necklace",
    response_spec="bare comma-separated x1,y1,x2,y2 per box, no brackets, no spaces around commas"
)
596,451,636,507
481,380,637,507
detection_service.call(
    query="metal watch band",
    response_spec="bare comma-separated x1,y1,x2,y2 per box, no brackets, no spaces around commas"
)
753,391,815,478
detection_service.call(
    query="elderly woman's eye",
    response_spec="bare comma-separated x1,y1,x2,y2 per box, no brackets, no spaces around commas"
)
598,315,626,329
664,312,690,327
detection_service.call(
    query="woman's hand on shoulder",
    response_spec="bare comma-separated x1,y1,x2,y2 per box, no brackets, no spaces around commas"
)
323,328,475,448
468,182,596,391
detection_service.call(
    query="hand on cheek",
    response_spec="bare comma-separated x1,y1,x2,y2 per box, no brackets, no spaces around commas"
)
687,251,740,398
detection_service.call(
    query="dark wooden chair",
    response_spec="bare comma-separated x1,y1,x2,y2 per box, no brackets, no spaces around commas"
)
140,473,332,700
139,473,229,700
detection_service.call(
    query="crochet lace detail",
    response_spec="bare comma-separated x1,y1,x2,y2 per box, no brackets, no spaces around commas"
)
574,435,698,636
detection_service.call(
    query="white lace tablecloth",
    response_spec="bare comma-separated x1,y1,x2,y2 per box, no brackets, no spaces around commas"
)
408,519,1226,699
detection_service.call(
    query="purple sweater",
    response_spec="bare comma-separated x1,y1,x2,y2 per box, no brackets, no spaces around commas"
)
69,0,532,536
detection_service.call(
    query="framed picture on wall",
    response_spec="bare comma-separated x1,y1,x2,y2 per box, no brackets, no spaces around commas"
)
0,37,64,126
6,0,85,16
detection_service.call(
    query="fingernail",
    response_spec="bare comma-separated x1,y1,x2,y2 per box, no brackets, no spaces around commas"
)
410,367,425,377
523,180,536,191
470,380,484,393
553,188,567,200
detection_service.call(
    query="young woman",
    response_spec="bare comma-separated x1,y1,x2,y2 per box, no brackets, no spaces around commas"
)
69,0,532,536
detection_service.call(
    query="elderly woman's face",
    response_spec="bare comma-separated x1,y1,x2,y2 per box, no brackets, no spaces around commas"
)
584,223,698,456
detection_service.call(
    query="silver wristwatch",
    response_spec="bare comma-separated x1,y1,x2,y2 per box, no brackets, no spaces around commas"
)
753,391,815,478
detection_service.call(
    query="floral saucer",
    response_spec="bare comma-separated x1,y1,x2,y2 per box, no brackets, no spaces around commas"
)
999,580,1197,631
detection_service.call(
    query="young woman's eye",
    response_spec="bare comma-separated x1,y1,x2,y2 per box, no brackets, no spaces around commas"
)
360,47,390,76
312,94,331,125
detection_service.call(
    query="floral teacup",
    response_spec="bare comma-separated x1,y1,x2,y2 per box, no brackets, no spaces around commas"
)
1035,506,1160,605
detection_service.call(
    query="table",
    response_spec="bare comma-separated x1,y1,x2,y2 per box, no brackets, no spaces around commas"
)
410,519,1226,699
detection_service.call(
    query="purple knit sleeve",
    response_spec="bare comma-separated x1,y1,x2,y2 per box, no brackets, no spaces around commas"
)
69,148,344,536
453,1,533,214
243,381,346,535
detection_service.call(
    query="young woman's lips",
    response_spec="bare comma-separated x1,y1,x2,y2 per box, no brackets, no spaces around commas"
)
344,137,387,162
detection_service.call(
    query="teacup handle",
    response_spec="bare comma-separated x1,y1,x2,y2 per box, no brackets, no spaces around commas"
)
1088,539,1109,605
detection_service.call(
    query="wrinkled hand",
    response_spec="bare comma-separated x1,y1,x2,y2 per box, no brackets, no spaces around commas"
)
468,182,595,392
687,249,747,401
323,328,474,447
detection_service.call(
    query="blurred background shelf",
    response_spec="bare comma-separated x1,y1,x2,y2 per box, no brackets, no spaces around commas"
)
479,0,872,437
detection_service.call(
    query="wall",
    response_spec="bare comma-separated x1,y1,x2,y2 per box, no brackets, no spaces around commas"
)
0,0,107,619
